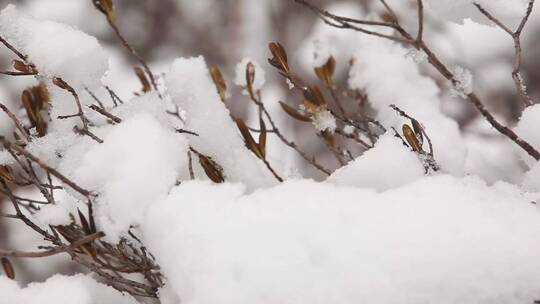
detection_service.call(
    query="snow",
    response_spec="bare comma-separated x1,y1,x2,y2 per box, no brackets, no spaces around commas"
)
166,56,277,190
450,66,473,98
60,113,189,243
0,5,109,89
0,274,139,304
424,0,530,28
311,109,336,133
33,202,71,227
234,58,266,93
144,175,540,304
348,37,466,175
343,125,355,135
523,162,540,192
312,39,333,68
514,104,540,168
327,132,425,191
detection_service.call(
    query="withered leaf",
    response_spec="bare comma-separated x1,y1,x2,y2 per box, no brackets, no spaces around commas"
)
12,60,36,74
0,165,14,182
209,65,227,102
411,119,424,146
21,89,38,125
198,154,225,183
321,130,336,147
235,118,264,159
258,118,267,160
134,67,151,93
403,124,422,152
1,257,14,279
314,56,336,87
21,86,48,137
303,86,325,106
268,42,290,74
245,62,257,98
78,208,92,236
93,0,115,22
279,101,311,122
52,77,69,90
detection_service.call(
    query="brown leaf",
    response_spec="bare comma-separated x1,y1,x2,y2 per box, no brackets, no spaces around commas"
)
93,0,115,22
53,77,69,90
268,42,290,74
321,130,336,147
258,118,267,159
134,67,151,93
21,86,48,137
198,154,225,183
279,101,311,122
21,90,39,126
236,118,264,159
303,86,325,106
209,65,227,102
314,56,335,87
12,60,36,74
403,124,422,152
245,62,256,97
0,165,14,182
411,119,424,147
1,257,14,280
78,208,92,236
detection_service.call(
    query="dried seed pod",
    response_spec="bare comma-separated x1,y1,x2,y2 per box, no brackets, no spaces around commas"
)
134,67,151,93
314,56,336,87
279,101,311,122
403,124,422,152
1,257,15,280
198,154,225,183
209,65,227,102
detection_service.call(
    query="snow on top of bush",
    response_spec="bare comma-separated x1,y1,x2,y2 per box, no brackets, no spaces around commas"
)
0,274,138,304
59,113,188,242
166,56,277,190
234,58,266,93
327,132,425,191
144,176,540,304
348,37,466,175
514,104,540,168
424,0,530,27
0,4,108,89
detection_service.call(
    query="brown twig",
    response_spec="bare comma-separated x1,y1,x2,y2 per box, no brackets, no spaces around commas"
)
0,232,104,258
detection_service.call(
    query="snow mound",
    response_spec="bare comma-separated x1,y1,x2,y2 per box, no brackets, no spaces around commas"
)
61,113,188,242
166,56,276,190
144,176,540,304
327,132,424,191
0,4,108,89
0,274,138,304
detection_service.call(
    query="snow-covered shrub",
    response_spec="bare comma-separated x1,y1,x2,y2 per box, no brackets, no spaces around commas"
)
1,0,540,303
